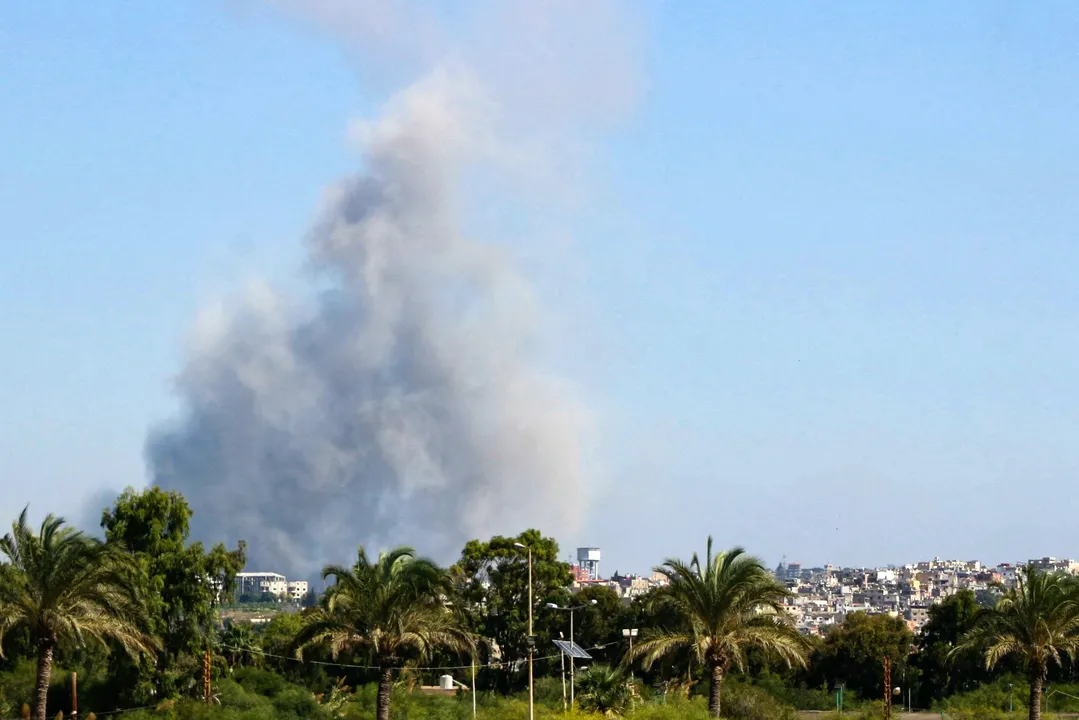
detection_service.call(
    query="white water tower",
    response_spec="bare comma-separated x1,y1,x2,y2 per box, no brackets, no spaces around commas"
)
577,547,601,580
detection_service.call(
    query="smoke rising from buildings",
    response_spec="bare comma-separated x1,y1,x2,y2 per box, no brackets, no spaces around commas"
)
148,1,638,575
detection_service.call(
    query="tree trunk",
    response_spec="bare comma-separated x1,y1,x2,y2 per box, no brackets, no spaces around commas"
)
33,641,54,720
708,664,724,718
377,666,394,720
1029,665,1045,720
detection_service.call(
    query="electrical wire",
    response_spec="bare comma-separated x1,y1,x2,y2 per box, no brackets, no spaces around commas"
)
5,640,623,720
218,638,622,672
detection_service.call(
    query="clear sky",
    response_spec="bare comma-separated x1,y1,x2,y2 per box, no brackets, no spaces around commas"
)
2,2,1078,575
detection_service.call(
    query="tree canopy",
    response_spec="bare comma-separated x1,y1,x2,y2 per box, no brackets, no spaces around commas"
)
0,509,157,720
631,538,807,718
953,565,1079,720
805,610,913,703
452,529,572,686
296,546,474,720
913,590,994,705
100,487,245,699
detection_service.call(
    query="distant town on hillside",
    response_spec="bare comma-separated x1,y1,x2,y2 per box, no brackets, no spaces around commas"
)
231,545,1078,637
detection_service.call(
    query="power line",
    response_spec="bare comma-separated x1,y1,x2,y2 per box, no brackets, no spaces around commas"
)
4,640,624,720
218,638,621,673
92,704,160,716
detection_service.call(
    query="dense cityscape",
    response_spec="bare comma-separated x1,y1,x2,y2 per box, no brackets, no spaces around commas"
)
239,549,1079,638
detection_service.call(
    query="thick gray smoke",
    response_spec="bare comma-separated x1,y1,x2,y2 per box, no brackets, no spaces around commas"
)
148,1,638,576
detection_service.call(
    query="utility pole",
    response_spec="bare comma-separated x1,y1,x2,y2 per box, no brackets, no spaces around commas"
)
203,649,212,704
569,607,576,707
560,648,567,711
71,671,77,720
527,547,533,720
514,543,534,720
880,660,889,720
622,628,638,680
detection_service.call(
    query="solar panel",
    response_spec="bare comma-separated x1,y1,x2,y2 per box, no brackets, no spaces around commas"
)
553,640,592,659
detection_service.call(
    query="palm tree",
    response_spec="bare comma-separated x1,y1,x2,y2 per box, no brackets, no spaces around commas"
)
294,546,474,720
629,538,807,718
219,622,261,669
0,509,158,720
575,664,635,718
952,564,1079,720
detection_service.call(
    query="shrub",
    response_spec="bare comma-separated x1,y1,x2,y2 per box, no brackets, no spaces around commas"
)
717,681,798,720
231,667,289,698
271,686,327,719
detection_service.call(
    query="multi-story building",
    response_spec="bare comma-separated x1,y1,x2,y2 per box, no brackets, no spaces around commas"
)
287,580,309,602
236,572,288,599
904,605,931,631
1029,557,1079,575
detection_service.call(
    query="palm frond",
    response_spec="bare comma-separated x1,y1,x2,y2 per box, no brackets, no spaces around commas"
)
296,544,476,667
633,538,805,678
0,509,158,660
953,564,1079,676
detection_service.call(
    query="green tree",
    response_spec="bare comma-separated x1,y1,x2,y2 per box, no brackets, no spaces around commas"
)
630,538,807,718
557,585,630,664
575,664,635,717
295,546,474,720
624,586,696,687
259,612,305,659
219,622,261,669
0,509,158,720
452,530,572,689
255,611,329,687
913,590,994,706
100,487,245,699
808,611,913,703
953,564,1079,720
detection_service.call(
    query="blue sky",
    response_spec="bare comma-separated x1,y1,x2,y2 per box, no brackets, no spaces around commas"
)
2,2,1077,574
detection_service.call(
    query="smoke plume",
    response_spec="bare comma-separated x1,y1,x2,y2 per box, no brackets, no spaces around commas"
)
148,1,638,576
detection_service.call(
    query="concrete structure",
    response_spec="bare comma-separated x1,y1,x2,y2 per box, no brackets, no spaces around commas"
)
1029,557,1079,574
577,547,601,581
288,580,309,602
236,572,288,598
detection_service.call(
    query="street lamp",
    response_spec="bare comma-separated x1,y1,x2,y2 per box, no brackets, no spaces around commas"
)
514,543,534,720
622,629,638,679
547,599,596,707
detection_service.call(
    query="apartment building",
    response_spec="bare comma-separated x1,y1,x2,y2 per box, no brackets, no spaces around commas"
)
236,572,289,598
287,580,309,602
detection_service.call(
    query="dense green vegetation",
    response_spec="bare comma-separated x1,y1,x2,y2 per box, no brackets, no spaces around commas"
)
1,487,1079,719
630,540,806,717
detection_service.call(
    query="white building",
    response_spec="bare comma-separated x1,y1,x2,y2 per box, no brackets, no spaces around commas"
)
875,569,896,583
288,581,309,602
236,572,288,599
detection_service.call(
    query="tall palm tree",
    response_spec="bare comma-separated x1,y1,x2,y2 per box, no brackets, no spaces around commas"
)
629,538,807,718
952,564,1079,720
0,509,158,720
294,546,474,720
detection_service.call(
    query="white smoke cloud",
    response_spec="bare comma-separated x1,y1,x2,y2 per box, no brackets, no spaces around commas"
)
148,0,639,575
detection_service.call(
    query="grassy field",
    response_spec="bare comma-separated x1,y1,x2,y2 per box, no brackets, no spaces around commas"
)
797,713,1079,719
